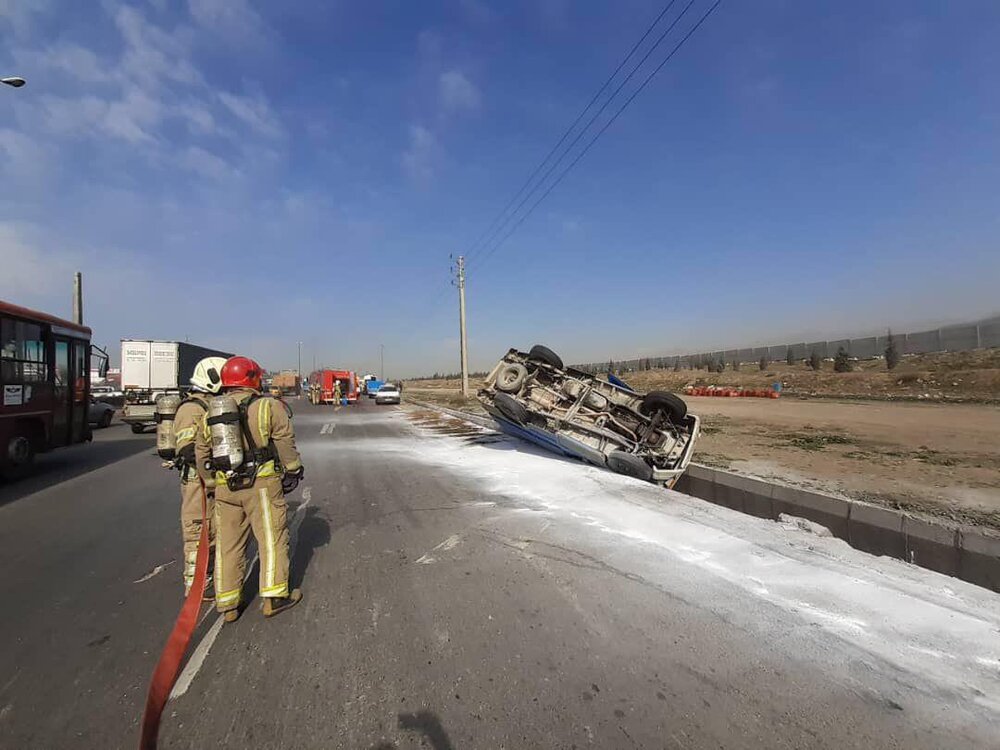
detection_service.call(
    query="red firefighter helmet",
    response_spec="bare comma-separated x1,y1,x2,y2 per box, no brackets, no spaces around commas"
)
220,356,263,390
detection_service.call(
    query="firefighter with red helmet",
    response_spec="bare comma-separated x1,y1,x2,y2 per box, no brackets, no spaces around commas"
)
195,356,305,621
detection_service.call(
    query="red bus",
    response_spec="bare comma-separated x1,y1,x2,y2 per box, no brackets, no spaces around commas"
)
1,299,108,478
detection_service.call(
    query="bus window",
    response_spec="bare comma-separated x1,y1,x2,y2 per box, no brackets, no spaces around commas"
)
1,316,48,392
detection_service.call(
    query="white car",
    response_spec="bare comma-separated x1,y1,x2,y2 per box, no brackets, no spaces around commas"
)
374,383,401,405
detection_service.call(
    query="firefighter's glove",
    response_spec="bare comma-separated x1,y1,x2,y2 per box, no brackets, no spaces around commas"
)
281,467,304,495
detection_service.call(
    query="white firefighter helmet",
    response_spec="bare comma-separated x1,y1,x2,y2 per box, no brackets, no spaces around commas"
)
190,356,228,394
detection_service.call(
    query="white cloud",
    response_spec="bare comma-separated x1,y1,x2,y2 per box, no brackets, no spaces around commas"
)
114,4,201,88
0,128,51,182
439,70,481,113
0,223,80,303
218,91,283,138
187,0,265,44
179,145,240,181
12,42,116,84
401,123,437,183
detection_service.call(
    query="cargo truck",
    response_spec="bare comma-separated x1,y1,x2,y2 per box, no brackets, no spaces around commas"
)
120,340,232,433
271,370,301,397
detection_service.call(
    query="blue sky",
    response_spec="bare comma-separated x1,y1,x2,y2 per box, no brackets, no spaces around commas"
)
1,1,998,377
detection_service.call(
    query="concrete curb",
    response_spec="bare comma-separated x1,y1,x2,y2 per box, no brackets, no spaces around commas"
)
676,465,999,593
408,400,1000,594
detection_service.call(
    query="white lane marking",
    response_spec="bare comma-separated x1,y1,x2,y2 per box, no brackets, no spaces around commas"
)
170,616,224,699
133,559,175,584
170,487,313,700
320,422,335,434
414,534,462,565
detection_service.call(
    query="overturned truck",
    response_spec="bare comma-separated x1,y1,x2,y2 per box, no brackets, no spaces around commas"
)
478,346,700,488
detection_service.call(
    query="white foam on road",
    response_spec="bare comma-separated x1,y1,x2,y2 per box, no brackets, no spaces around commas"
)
367,419,1000,714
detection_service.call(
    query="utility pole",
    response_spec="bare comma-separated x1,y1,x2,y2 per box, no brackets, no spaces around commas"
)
380,343,385,381
72,272,83,325
456,255,469,397
297,341,302,385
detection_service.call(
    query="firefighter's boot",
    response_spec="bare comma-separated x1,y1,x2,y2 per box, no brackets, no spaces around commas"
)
262,589,302,618
223,607,240,624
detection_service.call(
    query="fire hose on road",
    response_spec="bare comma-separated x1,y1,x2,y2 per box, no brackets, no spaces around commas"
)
137,482,211,750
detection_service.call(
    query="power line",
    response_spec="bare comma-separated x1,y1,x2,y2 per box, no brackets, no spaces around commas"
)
467,0,697,267
475,0,723,271
463,0,683,263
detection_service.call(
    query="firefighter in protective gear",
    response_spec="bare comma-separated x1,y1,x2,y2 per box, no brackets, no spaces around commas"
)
174,356,228,598
195,356,304,622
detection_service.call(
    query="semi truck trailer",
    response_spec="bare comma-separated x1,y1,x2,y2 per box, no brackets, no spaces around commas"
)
120,340,232,433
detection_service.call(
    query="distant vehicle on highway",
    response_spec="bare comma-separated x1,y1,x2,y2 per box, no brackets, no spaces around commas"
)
0,299,109,478
374,383,401,405
88,398,115,428
362,375,384,398
478,345,700,488
120,340,232,433
92,384,123,399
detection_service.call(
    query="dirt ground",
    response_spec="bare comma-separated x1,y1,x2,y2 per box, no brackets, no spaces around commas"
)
406,381,1000,531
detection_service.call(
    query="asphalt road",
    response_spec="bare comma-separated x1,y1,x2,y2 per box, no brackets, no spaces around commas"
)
1,399,998,749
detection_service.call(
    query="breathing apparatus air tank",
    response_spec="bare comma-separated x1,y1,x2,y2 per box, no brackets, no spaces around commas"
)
154,394,183,460
207,395,244,472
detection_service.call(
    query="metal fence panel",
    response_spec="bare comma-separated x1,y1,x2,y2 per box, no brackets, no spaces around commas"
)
906,329,940,354
981,318,1000,348
851,336,878,358
806,341,828,359
737,348,754,362
939,324,978,352
788,342,807,360
752,347,769,361
768,344,788,361
828,339,850,356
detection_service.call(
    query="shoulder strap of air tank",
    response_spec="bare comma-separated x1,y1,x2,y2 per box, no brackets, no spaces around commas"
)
239,394,277,464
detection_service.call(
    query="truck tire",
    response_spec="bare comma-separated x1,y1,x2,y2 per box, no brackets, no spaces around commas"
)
606,451,653,482
494,393,529,424
639,391,687,422
100,410,114,428
495,363,528,393
131,423,146,434
528,345,563,371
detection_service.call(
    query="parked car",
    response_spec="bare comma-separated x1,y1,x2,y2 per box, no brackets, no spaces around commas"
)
477,345,700,488
88,398,116,429
374,383,401,405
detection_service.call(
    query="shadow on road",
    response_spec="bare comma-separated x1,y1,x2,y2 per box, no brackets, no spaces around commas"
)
290,505,331,589
369,710,456,750
0,427,153,508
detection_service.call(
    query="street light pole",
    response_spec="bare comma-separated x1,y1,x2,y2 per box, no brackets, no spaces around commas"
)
380,344,384,381
456,256,469,397
297,341,302,386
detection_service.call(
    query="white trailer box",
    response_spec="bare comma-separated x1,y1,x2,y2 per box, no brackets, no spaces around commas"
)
121,339,232,432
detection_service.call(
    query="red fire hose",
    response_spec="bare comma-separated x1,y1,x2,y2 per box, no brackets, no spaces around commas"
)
138,483,211,750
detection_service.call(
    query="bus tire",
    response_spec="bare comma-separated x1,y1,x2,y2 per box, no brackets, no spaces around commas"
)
1,432,36,480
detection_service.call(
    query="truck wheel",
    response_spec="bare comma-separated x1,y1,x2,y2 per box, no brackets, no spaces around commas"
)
495,363,528,393
100,411,114,428
494,393,528,424
131,424,146,434
606,451,653,482
528,345,563,371
639,391,687,422
1,433,36,480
